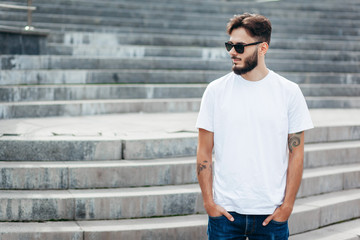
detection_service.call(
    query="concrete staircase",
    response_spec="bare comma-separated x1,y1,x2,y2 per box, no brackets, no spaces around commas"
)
1,110,360,239
0,0,360,239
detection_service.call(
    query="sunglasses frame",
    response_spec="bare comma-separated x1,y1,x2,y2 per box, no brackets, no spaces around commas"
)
225,41,263,54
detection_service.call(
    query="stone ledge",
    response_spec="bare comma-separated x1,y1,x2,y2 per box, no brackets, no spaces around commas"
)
0,25,49,36
0,25,49,55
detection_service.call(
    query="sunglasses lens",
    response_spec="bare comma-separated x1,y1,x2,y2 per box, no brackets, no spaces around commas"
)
225,42,244,53
234,45,244,53
225,42,233,51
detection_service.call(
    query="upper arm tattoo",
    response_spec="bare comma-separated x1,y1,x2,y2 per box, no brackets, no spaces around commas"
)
288,131,303,153
197,160,212,176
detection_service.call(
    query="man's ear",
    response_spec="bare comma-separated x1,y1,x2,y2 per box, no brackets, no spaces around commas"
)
259,42,269,56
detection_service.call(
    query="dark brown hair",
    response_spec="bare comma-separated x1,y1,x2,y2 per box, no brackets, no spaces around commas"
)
226,13,272,45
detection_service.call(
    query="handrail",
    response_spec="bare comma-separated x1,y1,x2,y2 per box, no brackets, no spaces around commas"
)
0,3,36,11
0,0,36,31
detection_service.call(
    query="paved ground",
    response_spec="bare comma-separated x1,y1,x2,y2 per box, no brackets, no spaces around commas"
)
1,109,360,139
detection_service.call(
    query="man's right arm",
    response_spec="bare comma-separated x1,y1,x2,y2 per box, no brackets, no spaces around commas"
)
197,128,234,221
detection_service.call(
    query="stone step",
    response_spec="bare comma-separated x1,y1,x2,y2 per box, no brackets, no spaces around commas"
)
289,188,360,234
1,167,360,221
3,131,360,162
1,217,360,240
0,98,201,119
304,141,360,169
300,84,360,97
1,110,360,160
0,151,359,192
3,20,360,43
0,188,359,236
0,221,84,240
3,3,360,29
1,96,360,119
1,84,359,102
0,157,197,190
297,163,360,198
8,0,360,16
2,56,359,73
0,69,223,85
1,69,359,85
9,0,360,10
48,32,360,51
0,215,206,240
2,11,360,37
0,84,207,102
289,218,360,240
1,58,359,78
0,184,203,221
305,97,360,108
46,44,360,62
4,4,360,30
123,134,360,162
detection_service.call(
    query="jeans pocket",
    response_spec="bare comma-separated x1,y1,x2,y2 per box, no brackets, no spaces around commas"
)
209,215,225,220
271,219,288,225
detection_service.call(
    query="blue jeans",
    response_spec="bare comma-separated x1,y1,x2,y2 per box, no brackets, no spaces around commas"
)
207,212,289,240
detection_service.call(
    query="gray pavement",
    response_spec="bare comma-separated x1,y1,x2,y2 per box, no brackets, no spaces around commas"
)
1,109,360,139
289,218,360,240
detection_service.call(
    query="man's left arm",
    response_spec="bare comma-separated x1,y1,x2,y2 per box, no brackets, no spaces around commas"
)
262,131,305,226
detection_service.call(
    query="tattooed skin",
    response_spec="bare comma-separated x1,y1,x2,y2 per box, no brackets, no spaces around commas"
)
197,160,212,175
288,131,303,153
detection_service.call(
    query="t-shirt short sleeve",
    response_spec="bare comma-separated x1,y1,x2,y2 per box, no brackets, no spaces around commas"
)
288,84,314,133
196,84,215,132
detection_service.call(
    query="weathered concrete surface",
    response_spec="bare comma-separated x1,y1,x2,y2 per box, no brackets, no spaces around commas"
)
0,98,202,118
289,204,320,235
0,137,122,161
0,190,74,221
0,26,48,55
68,157,197,189
1,70,360,85
1,109,360,138
2,98,360,119
0,161,69,189
3,127,360,162
79,214,208,240
1,110,360,160
293,189,360,233
304,141,360,168
0,221,83,240
297,164,360,198
1,185,360,222
0,188,359,237
71,184,203,220
2,158,359,191
45,43,360,61
2,84,358,102
0,185,203,221
0,158,197,189
1,55,359,73
290,219,360,240
0,84,207,102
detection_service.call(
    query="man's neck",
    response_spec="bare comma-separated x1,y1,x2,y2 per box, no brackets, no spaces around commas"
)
241,64,269,82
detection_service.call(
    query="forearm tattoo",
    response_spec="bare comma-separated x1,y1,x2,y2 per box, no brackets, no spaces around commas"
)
288,131,303,153
197,160,212,176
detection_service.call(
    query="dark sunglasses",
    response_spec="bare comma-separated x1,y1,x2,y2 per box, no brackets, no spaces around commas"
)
225,41,263,54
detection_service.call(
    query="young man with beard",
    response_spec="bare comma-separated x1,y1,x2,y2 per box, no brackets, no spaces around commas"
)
196,13,313,239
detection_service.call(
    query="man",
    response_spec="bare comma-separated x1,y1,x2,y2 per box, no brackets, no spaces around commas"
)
196,13,314,239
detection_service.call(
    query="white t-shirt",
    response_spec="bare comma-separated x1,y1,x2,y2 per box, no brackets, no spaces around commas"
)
196,70,314,214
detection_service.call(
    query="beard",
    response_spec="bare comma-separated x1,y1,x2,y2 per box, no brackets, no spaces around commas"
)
232,48,258,75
